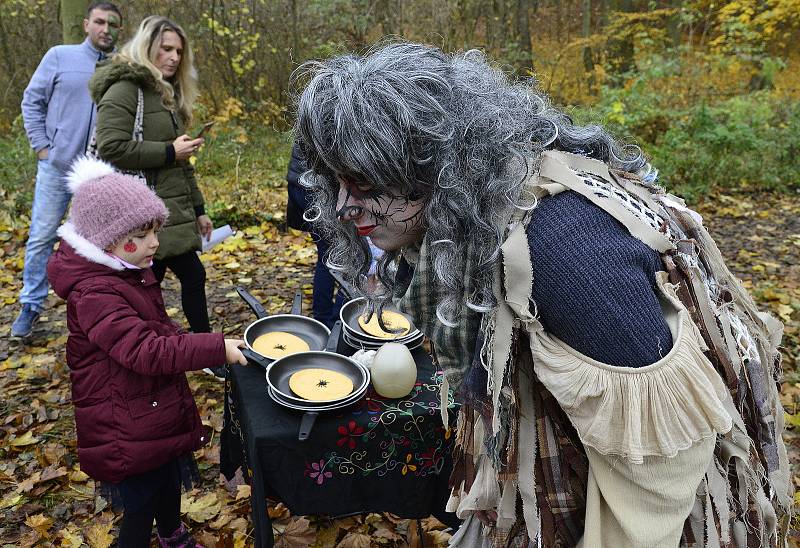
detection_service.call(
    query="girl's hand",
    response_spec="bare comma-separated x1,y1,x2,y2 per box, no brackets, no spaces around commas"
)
173,134,204,161
224,338,247,365
197,214,213,241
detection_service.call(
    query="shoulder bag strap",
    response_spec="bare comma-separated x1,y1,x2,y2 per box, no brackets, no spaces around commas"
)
133,87,144,142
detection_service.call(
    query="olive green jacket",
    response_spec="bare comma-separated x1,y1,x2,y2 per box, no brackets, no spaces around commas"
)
89,62,203,260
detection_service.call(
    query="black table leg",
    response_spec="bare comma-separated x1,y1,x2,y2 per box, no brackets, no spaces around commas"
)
249,457,274,547
225,368,274,546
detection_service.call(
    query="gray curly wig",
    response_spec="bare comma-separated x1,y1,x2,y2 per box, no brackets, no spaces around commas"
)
293,41,655,326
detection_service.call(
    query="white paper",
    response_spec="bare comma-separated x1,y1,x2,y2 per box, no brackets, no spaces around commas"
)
201,224,234,252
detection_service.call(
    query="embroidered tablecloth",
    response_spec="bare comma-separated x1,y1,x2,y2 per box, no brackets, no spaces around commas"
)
221,341,458,547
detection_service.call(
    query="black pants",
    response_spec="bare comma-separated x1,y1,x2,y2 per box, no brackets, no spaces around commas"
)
152,251,210,333
116,462,182,547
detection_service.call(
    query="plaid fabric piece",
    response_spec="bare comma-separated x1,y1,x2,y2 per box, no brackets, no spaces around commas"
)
396,238,482,392
527,343,588,547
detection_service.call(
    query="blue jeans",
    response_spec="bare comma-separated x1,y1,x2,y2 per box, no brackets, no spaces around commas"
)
19,159,71,312
312,235,346,329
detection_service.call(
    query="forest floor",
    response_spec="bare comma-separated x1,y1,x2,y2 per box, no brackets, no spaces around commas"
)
0,190,798,546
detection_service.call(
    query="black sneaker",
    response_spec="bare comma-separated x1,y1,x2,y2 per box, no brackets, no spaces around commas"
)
202,366,226,379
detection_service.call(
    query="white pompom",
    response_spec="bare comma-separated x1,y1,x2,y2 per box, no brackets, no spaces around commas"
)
67,156,116,193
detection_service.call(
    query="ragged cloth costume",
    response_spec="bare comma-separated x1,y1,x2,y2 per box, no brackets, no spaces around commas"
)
396,151,792,547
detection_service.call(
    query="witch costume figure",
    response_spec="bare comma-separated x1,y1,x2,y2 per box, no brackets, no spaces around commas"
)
292,42,792,547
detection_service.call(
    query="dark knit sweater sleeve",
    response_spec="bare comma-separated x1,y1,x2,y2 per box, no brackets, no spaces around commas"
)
528,191,672,367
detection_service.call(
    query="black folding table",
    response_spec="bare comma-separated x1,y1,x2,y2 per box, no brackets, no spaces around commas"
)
221,340,459,547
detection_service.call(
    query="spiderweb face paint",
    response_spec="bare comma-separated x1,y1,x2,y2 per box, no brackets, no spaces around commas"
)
335,176,426,251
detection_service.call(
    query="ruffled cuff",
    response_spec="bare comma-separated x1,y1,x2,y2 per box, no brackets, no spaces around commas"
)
532,273,733,464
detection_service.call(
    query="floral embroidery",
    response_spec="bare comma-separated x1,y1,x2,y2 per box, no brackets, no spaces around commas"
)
314,367,457,481
419,447,444,470
401,454,417,475
305,459,333,485
337,420,365,449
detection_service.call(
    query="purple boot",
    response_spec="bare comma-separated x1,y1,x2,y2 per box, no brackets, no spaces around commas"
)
157,524,204,548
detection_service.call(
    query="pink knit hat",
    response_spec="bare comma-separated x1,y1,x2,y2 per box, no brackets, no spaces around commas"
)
66,157,169,250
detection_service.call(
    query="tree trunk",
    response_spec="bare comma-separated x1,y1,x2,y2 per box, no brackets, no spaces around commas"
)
666,0,682,47
607,0,635,83
487,0,504,55
290,0,299,57
582,0,594,72
515,0,535,75
0,13,15,76
60,0,87,44
599,0,609,27
555,0,563,44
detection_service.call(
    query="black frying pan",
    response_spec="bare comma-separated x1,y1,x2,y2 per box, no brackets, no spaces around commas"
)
266,322,369,440
339,297,419,342
266,323,367,404
267,383,368,441
238,287,330,363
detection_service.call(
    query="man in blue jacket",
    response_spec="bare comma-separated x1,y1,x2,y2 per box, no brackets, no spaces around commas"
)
11,2,122,337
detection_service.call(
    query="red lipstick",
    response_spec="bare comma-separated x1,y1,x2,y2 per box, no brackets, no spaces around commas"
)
356,225,377,236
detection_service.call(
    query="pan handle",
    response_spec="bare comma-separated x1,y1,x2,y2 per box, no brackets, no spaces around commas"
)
237,287,268,319
298,411,319,441
241,347,271,369
325,320,342,353
291,290,303,315
328,269,356,301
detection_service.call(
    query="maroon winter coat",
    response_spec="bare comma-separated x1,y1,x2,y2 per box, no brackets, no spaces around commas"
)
48,236,226,483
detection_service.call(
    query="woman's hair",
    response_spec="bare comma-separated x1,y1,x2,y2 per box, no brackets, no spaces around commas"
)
114,15,198,122
293,41,656,325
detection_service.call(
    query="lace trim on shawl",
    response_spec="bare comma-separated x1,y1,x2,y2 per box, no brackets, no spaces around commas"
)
532,273,733,464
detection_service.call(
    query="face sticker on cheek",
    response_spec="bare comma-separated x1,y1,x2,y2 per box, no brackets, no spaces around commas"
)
123,240,137,253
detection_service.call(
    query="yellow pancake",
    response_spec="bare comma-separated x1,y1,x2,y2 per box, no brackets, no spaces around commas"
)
357,310,411,339
289,368,354,401
252,331,309,359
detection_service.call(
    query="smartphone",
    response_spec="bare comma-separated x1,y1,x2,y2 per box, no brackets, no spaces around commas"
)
195,121,215,139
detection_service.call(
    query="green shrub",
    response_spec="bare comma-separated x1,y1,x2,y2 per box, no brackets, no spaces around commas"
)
572,87,800,203
650,94,800,200
193,123,293,228
0,117,36,226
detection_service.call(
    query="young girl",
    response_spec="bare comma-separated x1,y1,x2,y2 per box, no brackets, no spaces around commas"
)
47,157,247,547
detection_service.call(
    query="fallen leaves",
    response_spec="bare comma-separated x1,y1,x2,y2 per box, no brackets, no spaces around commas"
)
0,492,22,509
274,516,317,547
24,513,53,535
56,524,85,547
84,513,115,548
9,430,39,447
699,192,800,373
336,531,373,548
182,491,223,523
15,466,68,494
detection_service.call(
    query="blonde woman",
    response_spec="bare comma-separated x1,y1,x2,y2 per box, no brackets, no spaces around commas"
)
89,16,223,378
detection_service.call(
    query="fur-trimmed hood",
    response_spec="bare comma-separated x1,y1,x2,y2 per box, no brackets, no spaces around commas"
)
89,61,158,103
49,223,125,301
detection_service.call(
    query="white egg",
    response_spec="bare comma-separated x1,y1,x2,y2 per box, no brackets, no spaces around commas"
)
370,343,417,399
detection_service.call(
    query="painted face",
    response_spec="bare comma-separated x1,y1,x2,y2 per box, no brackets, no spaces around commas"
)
335,175,426,251
109,227,159,268
154,30,183,79
83,9,121,53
